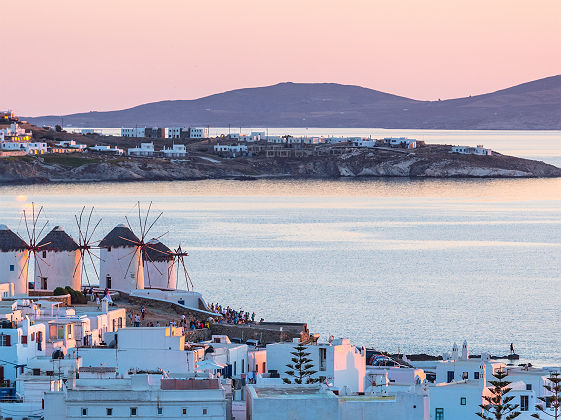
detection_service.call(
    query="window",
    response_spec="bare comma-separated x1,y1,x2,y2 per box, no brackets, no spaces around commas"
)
435,408,444,420
157,407,163,415
319,348,327,371
242,359,245,373
521,395,529,411
474,372,480,380
106,276,112,288
106,408,113,416
462,372,468,380
182,408,187,415
107,247,111,252
460,397,466,406
0,334,11,346
21,335,27,345
447,371,454,383
130,408,137,416
526,384,532,390
67,325,72,339
81,408,88,416
42,251,47,258
262,362,266,373
234,361,237,376
118,318,123,328
203,408,207,415
9,265,14,272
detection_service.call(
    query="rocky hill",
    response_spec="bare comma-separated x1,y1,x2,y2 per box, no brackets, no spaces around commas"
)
26,75,561,129
1,144,560,185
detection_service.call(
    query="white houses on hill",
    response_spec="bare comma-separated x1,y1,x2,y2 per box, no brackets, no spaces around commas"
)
99,225,145,292
35,226,81,291
143,239,175,289
0,224,29,295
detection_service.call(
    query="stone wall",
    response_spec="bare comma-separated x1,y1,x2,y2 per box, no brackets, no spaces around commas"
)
127,294,218,321
210,322,308,345
21,292,72,306
184,328,212,343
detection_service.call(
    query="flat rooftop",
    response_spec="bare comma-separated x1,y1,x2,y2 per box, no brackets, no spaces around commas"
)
252,386,336,399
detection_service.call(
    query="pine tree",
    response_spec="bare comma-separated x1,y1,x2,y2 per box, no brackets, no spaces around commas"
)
476,368,521,420
532,371,561,419
283,344,320,384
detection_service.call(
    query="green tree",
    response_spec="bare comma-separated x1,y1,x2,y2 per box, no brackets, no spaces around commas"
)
283,344,320,384
477,368,520,420
532,371,561,419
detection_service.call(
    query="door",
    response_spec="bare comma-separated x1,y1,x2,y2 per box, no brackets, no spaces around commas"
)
447,371,454,383
106,275,112,289
41,277,48,290
36,331,42,351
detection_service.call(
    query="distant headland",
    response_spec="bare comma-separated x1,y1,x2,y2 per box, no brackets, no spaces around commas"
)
24,75,561,130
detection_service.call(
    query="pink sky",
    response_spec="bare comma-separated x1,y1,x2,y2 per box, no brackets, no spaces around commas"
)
3,0,561,116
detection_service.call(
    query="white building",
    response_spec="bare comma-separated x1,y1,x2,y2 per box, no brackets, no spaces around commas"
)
44,374,228,420
0,141,47,155
451,145,492,156
99,224,144,292
0,315,46,386
73,326,195,376
143,239,175,289
35,226,81,291
385,137,417,149
162,144,187,158
189,127,208,139
167,127,183,139
266,338,366,393
128,142,155,157
89,145,124,155
55,140,87,150
214,144,248,157
246,384,429,420
121,127,146,138
203,335,249,380
353,139,377,148
0,224,30,295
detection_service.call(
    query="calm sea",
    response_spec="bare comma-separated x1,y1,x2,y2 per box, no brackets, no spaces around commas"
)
2,130,561,366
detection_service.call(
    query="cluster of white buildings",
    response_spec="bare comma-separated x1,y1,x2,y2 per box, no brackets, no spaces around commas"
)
0,121,46,156
225,132,418,149
121,127,208,139
1,310,556,420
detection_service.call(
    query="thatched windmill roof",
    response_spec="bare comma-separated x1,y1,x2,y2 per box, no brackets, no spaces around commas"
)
37,226,79,252
0,224,28,252
143,239,173,262
99,224,140,248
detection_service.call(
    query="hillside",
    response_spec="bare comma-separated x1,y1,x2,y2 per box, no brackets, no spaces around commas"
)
26,76,561,129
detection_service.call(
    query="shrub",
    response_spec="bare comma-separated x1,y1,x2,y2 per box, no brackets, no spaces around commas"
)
64,286,87,305
53,287,66,296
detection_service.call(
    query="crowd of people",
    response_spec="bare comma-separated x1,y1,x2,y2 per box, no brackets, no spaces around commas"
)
128,306,212,330
210,303,261,325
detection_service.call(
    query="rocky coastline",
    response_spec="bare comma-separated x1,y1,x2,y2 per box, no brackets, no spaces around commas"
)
1,144,560,185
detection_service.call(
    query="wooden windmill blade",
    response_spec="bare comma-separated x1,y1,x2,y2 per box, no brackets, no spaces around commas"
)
74,206,104,287
17,203,51,290
172,244,193,291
